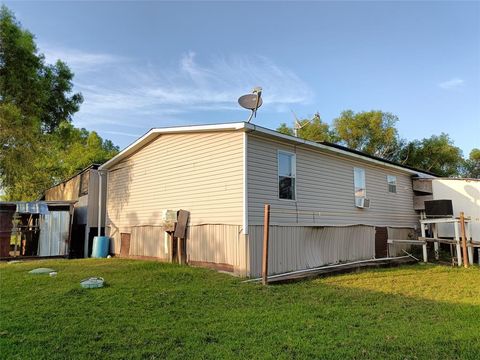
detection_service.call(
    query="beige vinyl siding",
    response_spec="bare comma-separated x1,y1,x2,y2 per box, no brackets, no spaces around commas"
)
248,225,375,276
247,134,418,228
106,131,244,253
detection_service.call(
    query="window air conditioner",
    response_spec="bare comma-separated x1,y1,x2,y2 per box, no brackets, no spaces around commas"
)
355,197,371,208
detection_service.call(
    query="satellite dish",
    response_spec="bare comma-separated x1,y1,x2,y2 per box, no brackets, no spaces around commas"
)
238,87,263,123
238,94,263,110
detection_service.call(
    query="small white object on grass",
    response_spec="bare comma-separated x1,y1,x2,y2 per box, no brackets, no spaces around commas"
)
49,272,57,277
107,255,112,259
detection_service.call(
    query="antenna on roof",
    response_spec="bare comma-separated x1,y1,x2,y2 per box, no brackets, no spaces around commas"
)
291,110,308,137
238,87,263,123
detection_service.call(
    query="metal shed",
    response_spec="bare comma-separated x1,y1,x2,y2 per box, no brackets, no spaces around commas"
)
0,201,74,259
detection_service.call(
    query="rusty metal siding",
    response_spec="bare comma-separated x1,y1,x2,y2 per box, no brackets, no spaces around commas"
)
37,211,71,256
248,224,375,277
247,134,419,228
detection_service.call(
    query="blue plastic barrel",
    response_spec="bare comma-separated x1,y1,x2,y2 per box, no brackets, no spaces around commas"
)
91,236,110,258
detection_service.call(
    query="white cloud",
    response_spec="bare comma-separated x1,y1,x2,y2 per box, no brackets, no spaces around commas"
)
79,51,312,114
40,44,125,72
438,78,465,90
39,46,314,133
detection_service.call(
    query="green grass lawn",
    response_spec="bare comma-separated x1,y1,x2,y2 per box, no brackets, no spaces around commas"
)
1,259,479,359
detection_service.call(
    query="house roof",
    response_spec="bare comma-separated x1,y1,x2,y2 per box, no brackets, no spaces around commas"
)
99,122,435,178
41,163,100,198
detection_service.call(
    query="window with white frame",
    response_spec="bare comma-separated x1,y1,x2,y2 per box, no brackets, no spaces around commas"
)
278,151,296,200
353,167,366,199
387,175,397,193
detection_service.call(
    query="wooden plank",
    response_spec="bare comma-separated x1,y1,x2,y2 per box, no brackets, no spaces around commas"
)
387,239,425,244
413,195,433,210
460,212,469,268
412,179,433,194
375,227,388,258
120,233,131,257
262,204,270,286
173,210,189,239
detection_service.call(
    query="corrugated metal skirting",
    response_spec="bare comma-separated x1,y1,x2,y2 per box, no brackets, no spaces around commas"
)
130,226,168,259
187,224,242,266
248,225,376,277
38,211,71,256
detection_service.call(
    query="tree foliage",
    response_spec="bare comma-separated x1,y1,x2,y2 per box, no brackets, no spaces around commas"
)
333,110,400,159
398,134,464,177
0,6,118,200
278,113,336,142
463,148,480,179
277,109,469,177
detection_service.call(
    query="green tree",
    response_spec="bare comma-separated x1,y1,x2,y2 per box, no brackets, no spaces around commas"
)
333,110,401,159
463,148,480,178
0,6,117,200
277,113,335,142
398,133,464,177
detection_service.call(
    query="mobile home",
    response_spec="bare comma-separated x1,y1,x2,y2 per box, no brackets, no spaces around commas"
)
100,123,434,277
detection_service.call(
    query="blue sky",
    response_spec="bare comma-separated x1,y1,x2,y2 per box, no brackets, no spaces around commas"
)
5,1,480,155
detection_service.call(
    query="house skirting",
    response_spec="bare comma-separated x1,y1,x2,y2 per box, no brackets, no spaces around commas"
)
248,224,377,277
107,223,415,278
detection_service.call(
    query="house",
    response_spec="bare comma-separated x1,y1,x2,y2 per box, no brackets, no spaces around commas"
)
99,122,434,277
42,164,106,258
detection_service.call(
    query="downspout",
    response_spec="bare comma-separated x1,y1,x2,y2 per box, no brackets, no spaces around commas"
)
98,170,104,237
243,131,248,235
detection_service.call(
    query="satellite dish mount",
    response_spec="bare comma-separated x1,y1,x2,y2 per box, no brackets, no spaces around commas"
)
238,87,263,123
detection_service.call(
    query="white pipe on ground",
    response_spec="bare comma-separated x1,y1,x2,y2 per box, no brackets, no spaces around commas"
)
243,256,412,283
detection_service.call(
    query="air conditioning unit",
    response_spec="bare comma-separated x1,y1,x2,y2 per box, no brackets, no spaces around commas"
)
355,197,371,208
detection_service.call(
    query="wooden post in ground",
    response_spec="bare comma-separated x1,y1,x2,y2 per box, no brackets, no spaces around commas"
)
262,204,271,286
460,212,469,268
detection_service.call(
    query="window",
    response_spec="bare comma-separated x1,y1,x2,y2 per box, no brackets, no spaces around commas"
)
278,151,296,200
353,167,366,198
387,175,397,193
78,171,90,197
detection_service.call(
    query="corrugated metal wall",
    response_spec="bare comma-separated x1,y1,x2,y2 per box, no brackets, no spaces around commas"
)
248,224,375,277
38,211,71,256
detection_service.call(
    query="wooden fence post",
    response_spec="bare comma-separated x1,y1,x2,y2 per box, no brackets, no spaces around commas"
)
262,204,271,286
460,212,469,268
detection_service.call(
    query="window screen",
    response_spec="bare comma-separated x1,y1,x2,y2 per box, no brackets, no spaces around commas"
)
387,175,397,193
